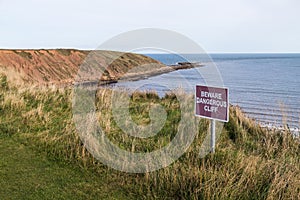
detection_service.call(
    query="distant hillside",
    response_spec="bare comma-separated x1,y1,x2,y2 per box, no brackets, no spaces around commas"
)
0,49,164,85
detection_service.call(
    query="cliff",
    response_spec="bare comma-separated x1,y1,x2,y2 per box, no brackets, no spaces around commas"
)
0,49,164,85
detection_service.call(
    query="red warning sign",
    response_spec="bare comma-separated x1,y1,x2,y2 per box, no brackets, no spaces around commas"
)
195,85,229,122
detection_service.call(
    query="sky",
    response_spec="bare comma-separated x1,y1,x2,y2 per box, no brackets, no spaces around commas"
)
0,0,300,53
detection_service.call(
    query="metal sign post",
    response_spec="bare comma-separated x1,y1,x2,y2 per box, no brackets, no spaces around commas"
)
195,85,229,153
210,119,216,153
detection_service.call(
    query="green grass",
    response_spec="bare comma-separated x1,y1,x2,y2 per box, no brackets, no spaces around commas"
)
0,74,299,199
13,50,33,60
0,135,130,200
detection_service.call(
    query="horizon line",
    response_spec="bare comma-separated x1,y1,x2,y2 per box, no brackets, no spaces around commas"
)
0,48,299,54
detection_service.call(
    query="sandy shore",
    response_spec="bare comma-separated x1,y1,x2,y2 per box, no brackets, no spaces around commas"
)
260,122,300,137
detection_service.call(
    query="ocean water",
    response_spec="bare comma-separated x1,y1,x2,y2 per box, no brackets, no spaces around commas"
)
113,53,300,130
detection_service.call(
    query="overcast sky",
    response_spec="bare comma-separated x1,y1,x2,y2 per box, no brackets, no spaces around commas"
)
0,0,299,53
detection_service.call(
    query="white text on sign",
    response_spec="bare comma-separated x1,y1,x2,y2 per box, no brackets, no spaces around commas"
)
196,91,227,113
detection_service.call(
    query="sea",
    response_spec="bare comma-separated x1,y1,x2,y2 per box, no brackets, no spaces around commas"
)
112,53,300,132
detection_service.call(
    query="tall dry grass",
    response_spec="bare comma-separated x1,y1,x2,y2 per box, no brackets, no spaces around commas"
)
0,74,299,199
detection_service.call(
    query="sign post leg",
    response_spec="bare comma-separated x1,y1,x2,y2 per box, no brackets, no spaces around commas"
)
211,119,216,153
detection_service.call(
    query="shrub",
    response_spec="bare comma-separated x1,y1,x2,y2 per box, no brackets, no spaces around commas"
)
0,73,8,90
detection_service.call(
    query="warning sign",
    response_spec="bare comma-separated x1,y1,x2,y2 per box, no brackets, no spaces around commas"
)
195,85,229,122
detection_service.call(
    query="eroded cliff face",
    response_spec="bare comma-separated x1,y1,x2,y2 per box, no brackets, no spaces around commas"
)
0,49,164,85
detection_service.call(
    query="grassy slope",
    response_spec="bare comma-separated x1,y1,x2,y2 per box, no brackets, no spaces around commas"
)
0,74,299,199
0,135,129,200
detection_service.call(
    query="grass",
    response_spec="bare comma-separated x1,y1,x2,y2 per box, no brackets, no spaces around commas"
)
0,135,129,200
56,49,73,56
0,73,299,199
13,50,33,60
